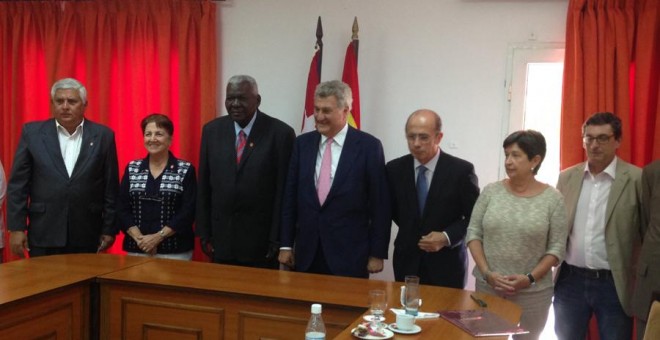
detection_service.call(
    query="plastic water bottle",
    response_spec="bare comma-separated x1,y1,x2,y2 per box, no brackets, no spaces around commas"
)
305,303,326,340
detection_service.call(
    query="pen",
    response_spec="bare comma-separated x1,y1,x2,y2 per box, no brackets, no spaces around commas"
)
470,294,488,308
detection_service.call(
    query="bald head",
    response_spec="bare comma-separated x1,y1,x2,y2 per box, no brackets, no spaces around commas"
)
405,109,442,133
405,109,443,164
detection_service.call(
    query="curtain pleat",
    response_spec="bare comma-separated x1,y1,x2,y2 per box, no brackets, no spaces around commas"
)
0,0,218,261
561,0,659,169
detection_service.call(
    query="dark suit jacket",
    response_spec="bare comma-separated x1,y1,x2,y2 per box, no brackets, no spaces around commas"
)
280,127,391,278
196,111,295,264
7,119,119,248
633,160,660,321
386,152,479,288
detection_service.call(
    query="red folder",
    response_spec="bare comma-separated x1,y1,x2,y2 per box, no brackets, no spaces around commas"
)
438,310,528,337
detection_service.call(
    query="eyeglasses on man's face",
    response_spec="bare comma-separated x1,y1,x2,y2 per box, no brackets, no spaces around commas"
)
582,134,614,145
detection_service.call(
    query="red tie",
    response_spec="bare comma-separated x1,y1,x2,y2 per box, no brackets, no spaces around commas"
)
317,138,333,205
236,130,247,164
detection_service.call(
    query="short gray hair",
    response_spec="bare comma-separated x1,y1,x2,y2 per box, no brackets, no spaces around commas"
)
228,75,259,94
51,78,88,106
315,80,352,110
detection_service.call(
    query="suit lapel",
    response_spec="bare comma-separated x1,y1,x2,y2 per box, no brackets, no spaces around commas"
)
399,155,423,229
564,164,586,232
605,159,630,226
327,128,359,204
402,155,419,216
219,119,239,182
302,132,322,206
424,152,452,217
238,111,265,170
70,121,96,180
41,120,70,179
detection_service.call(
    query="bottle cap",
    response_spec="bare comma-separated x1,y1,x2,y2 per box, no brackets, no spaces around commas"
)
311,303,322,314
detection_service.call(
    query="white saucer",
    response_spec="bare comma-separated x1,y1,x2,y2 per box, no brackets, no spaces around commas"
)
388,323,422,334
362,314,385,322
351,327,394,339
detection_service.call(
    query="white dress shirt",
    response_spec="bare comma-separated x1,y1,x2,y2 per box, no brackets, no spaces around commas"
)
233,110,258,140
56,119,84,177
315,123,348,189
565,157,617,270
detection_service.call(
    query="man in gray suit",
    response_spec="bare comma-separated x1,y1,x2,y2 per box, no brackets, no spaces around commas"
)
633,160,660,339
7,78,119,257
554,112,643,340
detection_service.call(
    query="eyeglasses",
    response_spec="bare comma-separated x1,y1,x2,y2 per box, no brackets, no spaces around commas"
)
582,134,614,145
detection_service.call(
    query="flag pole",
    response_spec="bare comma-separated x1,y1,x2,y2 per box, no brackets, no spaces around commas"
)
301,17,324,132
316,16,323,72
351,16,359,60
343,16,361,129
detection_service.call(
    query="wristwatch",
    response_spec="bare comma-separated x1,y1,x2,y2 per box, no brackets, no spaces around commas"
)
159,229,166,238
526,273,536,286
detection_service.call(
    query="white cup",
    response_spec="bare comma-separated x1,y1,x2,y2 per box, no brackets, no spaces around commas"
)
396,313,415,331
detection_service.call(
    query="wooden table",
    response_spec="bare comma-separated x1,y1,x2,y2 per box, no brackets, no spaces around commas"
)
0,254,149,339
334,286,519,339
0,254,521,339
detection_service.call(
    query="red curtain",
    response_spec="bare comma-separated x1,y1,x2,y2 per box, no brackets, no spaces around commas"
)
561,1,659,338
0,0,218,261
561,0,660,169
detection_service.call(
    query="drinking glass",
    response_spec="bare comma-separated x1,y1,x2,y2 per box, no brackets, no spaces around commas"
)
368,289,388,330
403,275,420,316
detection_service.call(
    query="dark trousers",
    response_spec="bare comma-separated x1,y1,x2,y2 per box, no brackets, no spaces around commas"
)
554,262,632,340
307,245,333,275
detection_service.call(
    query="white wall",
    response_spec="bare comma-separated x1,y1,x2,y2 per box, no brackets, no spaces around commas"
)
218,0,568,285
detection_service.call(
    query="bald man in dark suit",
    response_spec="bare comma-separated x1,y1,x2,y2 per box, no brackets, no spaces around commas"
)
386,109,479,288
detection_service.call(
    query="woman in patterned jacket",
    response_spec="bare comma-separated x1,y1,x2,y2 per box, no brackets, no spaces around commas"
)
118,114,196,260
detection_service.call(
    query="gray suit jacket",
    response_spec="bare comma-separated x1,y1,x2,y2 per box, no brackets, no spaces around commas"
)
557,158,643,316
7,119,119,248
633,160,660,320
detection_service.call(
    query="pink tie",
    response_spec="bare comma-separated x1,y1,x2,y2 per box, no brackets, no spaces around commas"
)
317,137,333,205
236,130,246,164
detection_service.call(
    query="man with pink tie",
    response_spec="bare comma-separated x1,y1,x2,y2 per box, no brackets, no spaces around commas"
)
278,80,391,278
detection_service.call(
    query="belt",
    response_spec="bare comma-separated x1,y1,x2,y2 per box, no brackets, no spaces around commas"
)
566,264,612,279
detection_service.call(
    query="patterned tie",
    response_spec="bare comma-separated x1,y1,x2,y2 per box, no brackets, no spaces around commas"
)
416,165,428,215
236,130,247,164
317,138,333,205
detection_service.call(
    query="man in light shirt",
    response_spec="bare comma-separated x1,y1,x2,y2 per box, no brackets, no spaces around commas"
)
278,80,390,278
7,78,119,257
554,112,643,340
